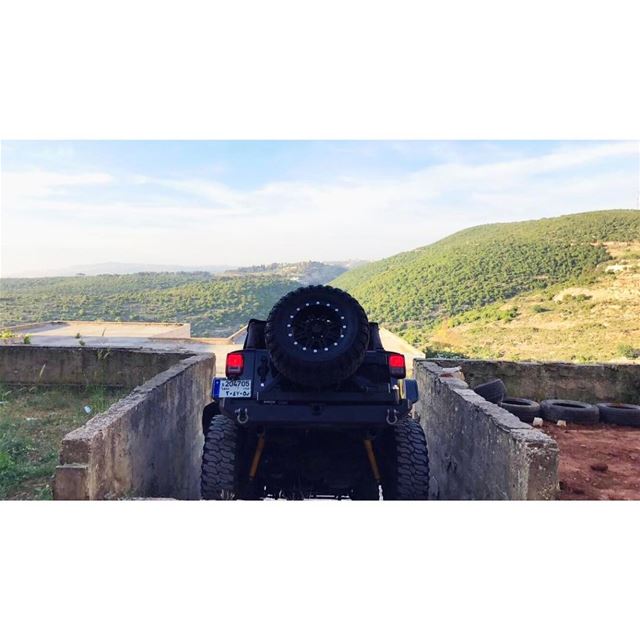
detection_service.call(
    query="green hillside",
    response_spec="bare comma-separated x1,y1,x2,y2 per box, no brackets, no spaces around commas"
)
0,260,351,336
0,273,297,337
427,241,640,362
331,210,640,349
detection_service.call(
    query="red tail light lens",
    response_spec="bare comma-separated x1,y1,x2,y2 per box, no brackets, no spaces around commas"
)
226,352,244,377
388,353,406,378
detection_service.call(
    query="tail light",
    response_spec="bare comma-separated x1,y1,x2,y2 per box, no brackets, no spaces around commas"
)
226,351,244,377
388,353,406,379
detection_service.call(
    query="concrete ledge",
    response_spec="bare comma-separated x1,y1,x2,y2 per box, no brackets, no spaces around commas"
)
430,358,640,403
414,360,559,500
0,345,195,387
2,320,191,338
53,354,215,500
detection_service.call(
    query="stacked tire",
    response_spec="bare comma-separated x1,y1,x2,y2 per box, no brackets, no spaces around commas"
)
499,397,541,423
472,375,640,427
597,403,640,427
540,399,599,425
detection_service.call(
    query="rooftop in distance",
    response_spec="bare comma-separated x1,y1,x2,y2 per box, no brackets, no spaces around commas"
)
9,320,191,339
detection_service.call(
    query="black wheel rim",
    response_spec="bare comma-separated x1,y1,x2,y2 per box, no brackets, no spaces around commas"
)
288,302,345,352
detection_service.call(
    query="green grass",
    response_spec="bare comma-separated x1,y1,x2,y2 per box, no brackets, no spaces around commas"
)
0,384,129,499
617,344,640,359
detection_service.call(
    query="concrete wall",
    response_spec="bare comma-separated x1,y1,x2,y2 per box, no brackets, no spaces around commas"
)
414,360,559,500
0,345,193,387
430,359,640,404
53,354,215,500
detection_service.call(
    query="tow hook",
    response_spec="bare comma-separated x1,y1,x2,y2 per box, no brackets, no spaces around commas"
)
235,407,249,424
386,409,399,425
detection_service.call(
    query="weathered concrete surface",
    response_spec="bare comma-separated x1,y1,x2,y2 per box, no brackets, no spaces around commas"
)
0,345,193,387
53,354,215,500
430,358,640,404
414,360,559,500
6,320,191,339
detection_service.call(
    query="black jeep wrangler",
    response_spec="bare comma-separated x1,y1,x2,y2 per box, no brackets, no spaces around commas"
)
201,285,429,500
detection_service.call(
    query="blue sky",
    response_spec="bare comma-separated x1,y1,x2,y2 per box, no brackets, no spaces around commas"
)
1,140,638,276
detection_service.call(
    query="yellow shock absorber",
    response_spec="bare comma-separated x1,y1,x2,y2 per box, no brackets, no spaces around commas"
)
249,433,266,480
363,438,381,483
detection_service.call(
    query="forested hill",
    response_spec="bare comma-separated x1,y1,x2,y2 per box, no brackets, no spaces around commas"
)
0,261,350,336
0,273,296,337
331,209,640,346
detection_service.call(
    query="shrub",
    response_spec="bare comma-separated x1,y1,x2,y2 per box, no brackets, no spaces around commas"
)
425,344,469,359
617,343,640,359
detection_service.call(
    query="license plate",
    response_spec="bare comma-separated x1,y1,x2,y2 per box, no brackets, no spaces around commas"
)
213,378,252,398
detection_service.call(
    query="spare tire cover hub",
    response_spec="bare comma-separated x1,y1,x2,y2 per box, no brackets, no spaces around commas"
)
273,292,360,363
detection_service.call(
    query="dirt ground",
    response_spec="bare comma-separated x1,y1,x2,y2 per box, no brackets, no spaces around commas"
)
538,420,640,500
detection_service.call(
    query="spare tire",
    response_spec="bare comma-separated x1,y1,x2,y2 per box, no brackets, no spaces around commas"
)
597,402,640,427
540,399,600,425
265,285,370,388
499,397,541,423
473,378,507,404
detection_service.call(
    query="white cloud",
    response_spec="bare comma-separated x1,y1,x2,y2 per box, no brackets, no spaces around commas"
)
1,142,638,275
2,170,113,210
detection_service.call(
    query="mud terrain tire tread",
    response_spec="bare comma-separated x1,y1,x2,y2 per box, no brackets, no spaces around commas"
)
385,418,430,500
201,414,240,500
265,285,370,388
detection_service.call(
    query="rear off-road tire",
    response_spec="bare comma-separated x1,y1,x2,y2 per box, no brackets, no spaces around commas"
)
265,285,370,388
201,415,241,500
381,418,430,500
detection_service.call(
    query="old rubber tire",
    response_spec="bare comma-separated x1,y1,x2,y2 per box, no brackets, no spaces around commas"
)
499,397,541,423
201,415,241,500
381,418,430,500
597,402,640,427
540,399,600,425
265,285,370,388
473,378,507,404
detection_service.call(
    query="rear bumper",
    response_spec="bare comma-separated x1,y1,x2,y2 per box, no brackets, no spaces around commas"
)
218,398,413,428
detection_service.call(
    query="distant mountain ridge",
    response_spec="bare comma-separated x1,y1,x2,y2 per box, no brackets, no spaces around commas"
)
223,261,350,284
7,259,365,279
7,262,236,278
